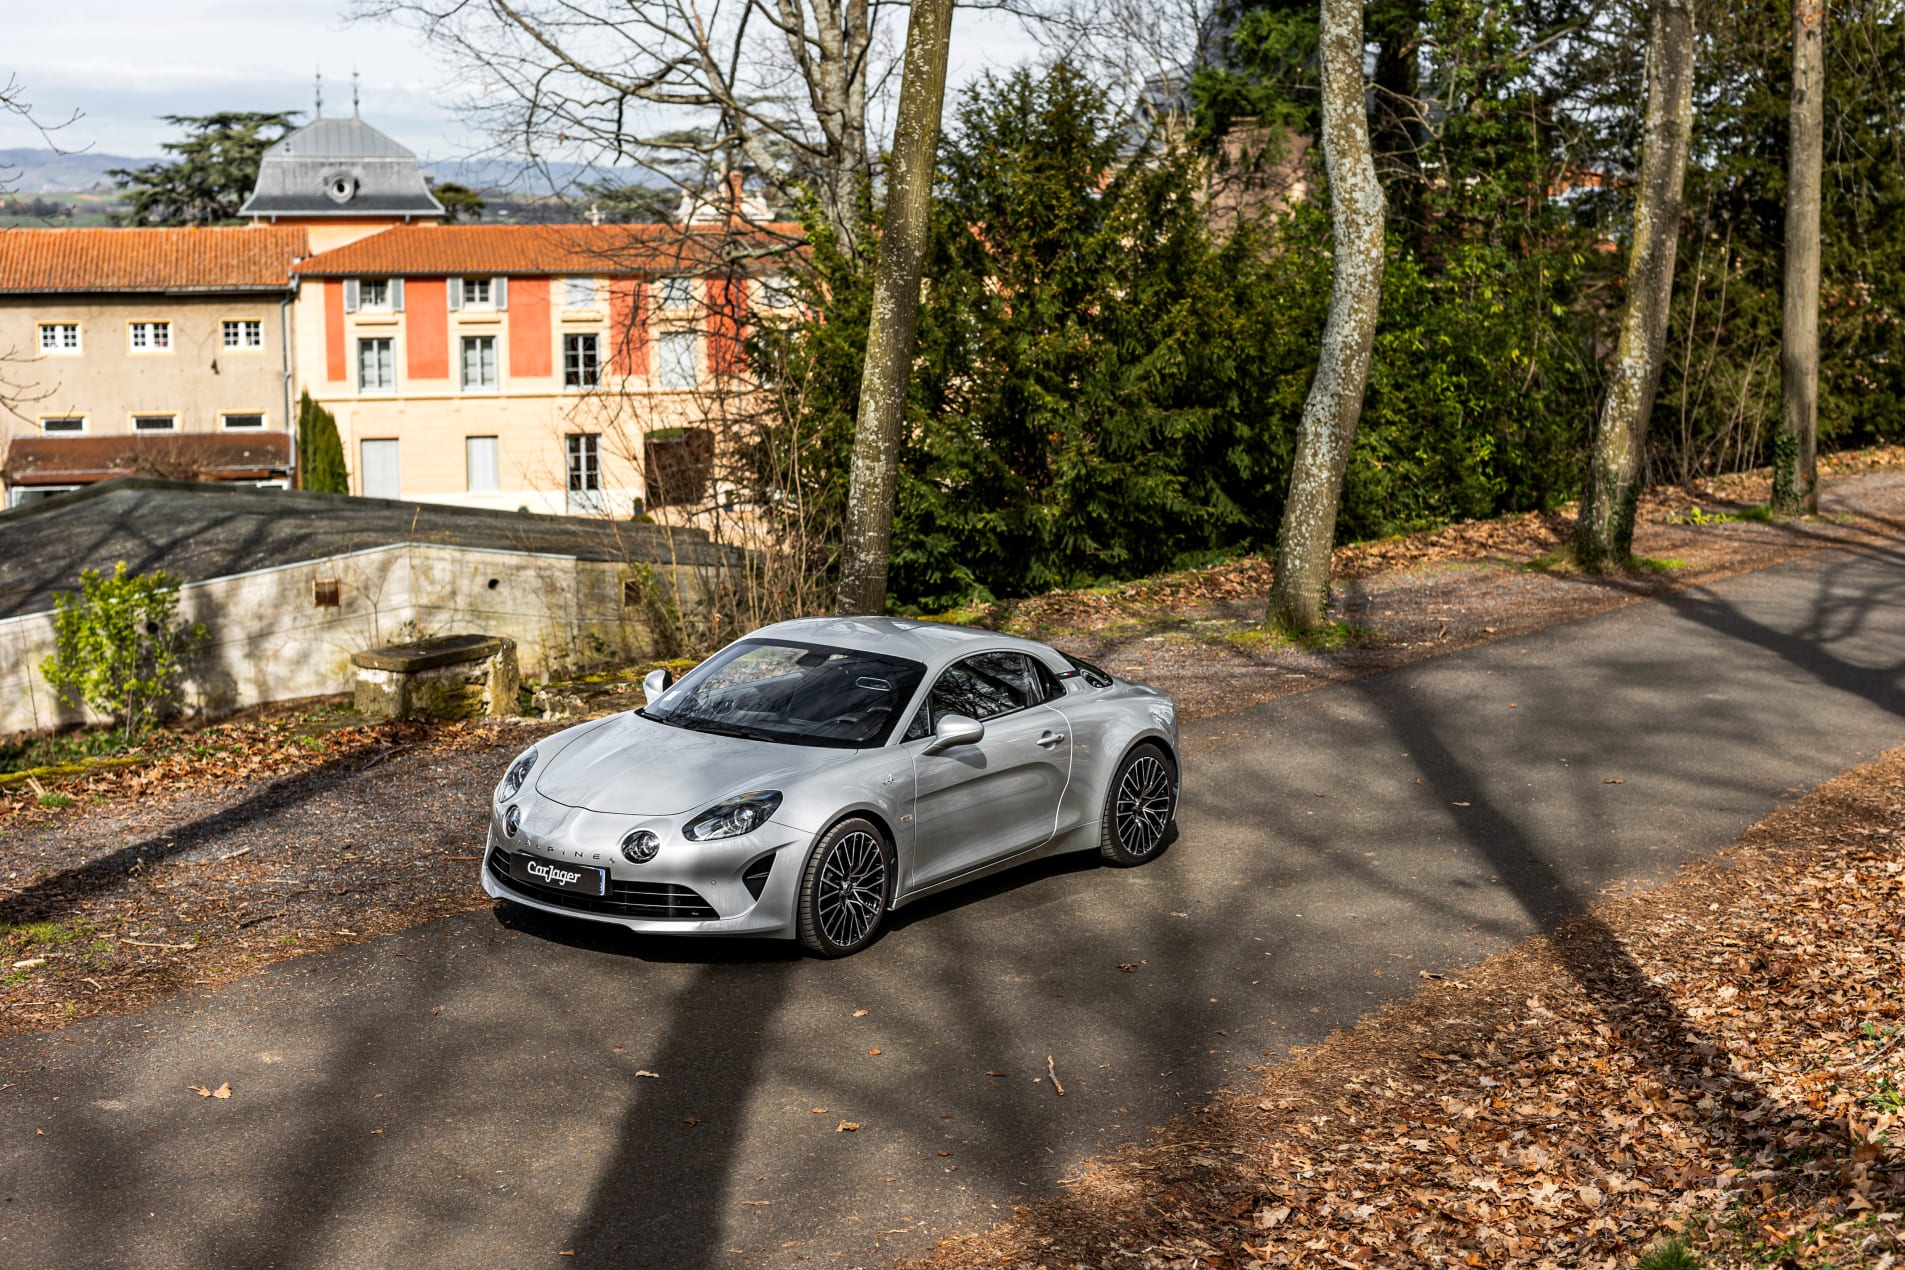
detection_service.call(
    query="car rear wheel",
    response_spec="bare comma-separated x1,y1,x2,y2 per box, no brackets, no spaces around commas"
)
796,817,893,957
1098,743,1178,866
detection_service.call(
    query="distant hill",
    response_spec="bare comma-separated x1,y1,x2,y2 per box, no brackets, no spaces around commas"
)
0,148,145,194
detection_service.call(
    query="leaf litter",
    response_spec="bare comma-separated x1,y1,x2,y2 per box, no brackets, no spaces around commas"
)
908,744,1905,1269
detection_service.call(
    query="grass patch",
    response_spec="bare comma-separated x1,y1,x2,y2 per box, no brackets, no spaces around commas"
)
1635,1236,1706,1270
36,791,73,810
1524,549,1689,576
1,918,93,948
1227,620,1381,652
1675,503,1777,526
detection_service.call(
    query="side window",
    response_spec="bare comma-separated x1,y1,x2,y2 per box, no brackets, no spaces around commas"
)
902,703,931,742
928,652,1039,725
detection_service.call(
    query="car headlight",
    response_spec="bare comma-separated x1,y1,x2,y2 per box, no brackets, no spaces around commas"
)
683,791,783,842
498,747,539,802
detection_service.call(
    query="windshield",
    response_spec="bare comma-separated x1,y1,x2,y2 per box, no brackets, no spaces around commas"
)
642,639,927,748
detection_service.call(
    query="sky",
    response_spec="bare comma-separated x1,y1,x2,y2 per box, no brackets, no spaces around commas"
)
1,0,1044,163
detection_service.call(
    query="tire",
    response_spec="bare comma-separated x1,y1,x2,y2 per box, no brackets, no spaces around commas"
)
796,817,894,957
1098,743,1179,866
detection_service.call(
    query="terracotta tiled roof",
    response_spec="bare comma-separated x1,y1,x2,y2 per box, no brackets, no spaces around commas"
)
293,222,804,277
3,433,293,485
0,227,308,294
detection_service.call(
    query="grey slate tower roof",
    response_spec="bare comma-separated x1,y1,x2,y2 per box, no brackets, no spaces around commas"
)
240,115,446,220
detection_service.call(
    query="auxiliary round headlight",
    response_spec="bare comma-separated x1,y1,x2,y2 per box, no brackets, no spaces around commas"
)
621,829,660,864
504,804,522,838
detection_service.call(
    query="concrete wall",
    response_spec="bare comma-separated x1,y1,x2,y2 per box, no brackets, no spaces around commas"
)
0,541,729,736
0,292,292,445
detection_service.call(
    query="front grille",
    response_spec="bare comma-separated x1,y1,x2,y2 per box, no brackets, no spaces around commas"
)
487,848,718,921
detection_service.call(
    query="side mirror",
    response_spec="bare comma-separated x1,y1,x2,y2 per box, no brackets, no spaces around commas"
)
922,712,984,755
642,667,674,707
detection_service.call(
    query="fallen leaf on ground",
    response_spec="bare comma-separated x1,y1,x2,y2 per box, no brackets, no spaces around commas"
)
852,1009,868,1018
836,1121,861,1132
633,1070,660,1078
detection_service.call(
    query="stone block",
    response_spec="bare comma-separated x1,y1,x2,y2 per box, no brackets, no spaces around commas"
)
352,634,519,721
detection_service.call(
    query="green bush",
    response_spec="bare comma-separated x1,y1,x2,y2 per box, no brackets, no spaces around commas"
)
39,563,208,744
297,391,349,494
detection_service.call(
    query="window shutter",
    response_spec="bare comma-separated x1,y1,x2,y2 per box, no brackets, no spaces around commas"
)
447,279,463,311
494,277,508,311
391,278,405,312
343,278,360,313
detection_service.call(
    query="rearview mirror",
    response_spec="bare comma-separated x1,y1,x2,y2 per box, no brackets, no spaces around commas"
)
642,667,674,707
922,712,984,755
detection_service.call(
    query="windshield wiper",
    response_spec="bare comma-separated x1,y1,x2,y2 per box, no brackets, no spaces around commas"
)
666,714,775,742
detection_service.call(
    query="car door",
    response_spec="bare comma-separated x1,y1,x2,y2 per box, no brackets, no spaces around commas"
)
903,651,1073,893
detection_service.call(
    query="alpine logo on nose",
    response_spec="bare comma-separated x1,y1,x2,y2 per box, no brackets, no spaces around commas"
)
527,859,583,886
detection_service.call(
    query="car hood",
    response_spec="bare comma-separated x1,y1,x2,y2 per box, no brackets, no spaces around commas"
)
531,711,851,816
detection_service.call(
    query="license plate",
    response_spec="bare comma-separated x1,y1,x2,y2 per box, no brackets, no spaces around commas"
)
508,850,608,897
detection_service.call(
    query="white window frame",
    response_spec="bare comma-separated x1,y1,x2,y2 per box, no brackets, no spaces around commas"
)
466,435,501,494
37,323,81,355
460,335,499,391
563,332,601,389
654,329,699,390
357,337,397,393
220,411,268,431
128,321,173,353
131,414,179,433
656,276,695,310
564,276,598,308
222,319,265,351
38,415,85,435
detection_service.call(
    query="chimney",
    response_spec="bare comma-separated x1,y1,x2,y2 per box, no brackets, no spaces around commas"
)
726,171,745,229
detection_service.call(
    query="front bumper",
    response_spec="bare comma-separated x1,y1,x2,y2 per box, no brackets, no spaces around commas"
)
479,798,808,938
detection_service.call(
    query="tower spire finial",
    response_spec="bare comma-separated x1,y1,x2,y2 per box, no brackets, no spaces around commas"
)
352,69,360,119
314,70,323,119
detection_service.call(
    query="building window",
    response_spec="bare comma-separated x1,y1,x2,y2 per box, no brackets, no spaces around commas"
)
40,416,84,434
643,427,715,508
37,323,80,354
756,276,799,312
564,277,597,308
460,335,498,390
221,412,266,430
360,439,401,500
358,337,396,391
655,330,698,389
461,277,492,308
360,279,391,310
129,321,172,352
222,320,265,350
563,333,601,388
467,436,500,494
566,433,604,515
314,578,342,608
133,414,178,432
656,276,694,310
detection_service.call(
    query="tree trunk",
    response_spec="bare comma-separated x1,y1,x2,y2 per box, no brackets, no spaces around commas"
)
1776,0,1824,515
1573,0,1697,569
833,0,957,614
1266,0,1389,634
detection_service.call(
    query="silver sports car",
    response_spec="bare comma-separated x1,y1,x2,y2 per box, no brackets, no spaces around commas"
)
481,616,1180,956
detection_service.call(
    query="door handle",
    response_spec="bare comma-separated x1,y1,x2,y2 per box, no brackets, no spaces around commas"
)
1037,730,1066,749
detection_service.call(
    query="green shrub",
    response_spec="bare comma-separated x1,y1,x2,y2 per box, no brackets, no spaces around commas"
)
39,562,208,744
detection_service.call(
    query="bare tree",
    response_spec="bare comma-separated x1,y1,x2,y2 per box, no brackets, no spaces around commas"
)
1572,0,1697,568
1264,0,1387,635
1775,0,1824,515
834,0,957,614
1,76,80,424
355,0,879,249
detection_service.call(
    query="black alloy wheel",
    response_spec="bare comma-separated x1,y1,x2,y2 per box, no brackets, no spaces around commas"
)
1098,743,1178,866
797,817,893,957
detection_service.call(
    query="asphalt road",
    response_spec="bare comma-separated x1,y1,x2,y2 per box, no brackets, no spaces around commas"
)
4,537,1905,1269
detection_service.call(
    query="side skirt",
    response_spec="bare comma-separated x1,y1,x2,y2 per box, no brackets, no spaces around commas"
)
891,820,1101,912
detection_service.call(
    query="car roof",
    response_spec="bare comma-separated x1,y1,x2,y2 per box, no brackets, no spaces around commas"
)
747,615,1057,667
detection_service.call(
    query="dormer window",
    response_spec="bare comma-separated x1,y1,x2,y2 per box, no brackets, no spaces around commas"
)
447,277,507,312
462,278,492,308
325,174,359,204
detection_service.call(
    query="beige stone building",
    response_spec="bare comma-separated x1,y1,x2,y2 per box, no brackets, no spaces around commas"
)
0,227,307,506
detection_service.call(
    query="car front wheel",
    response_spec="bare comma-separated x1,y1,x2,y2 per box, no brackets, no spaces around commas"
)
796,817,893,957
1098,743,1178,866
